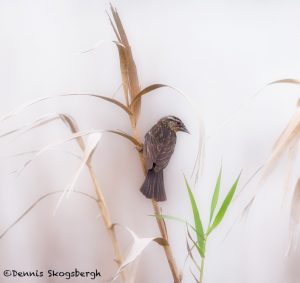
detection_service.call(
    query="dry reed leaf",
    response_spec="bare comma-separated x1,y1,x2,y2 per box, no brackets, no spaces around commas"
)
267,79,300,86
190,268,200,283
15,130,102,176
129,84,166,108
61,94,131,115
53,133,102,214
215,77,300,136
262,104,300,179
286,178,300,256
0,94,131,123
210,78,300,142
110,224,166,282
3,149,81,163
109,5,141,121
186,237,201,272
282,141,298,207
0,190,98,240
0,113,73,141
205,78,300,142
75,40,125,55
114,42,130,106
106,130,141,147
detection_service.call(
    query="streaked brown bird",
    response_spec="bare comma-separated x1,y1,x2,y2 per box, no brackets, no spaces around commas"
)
140,116,189,201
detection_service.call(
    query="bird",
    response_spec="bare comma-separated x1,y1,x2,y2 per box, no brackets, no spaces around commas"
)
140,116,189,202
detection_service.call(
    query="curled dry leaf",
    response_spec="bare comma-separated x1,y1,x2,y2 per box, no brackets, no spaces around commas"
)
287,178,300,255
110,224,166,282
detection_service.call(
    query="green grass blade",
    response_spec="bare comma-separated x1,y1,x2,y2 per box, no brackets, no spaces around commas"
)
150,214,199,241
209,167,222,224
150,214,188,225
184,176,205,253
208,173,241,235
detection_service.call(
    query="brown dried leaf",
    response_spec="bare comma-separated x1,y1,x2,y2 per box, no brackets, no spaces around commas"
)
114,42,130,106
0,93,131,123
153,237,168,246
190,268,200,283
106,130,141,147
267,79,300,86
186,237,201,272
130,84,167,109
77,93,131,115
109,5,141,121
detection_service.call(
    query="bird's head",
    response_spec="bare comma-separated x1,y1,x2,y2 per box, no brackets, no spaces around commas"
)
160,116,189,134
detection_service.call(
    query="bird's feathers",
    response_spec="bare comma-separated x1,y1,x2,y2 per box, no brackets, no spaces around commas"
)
143,122,177,172
140,169,166,201
140,116,187,202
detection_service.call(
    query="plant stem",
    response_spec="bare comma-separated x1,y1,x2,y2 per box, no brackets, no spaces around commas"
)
87,164,126,275
199,257,205,283
199,228,209,283
108,6,181,280
130,122,181,283
63,116,127,282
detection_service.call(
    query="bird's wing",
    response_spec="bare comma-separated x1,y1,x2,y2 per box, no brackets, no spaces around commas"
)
154,131,176,172
144,124,177,172
144,131,159,170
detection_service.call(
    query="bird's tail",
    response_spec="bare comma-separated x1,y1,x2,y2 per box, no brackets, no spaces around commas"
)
140,169,166,201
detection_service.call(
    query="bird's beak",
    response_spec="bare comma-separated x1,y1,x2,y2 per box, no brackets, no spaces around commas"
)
181,125,190,134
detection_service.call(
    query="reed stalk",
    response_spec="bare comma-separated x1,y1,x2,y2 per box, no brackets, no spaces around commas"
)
63,115,127,282
108,5,181,282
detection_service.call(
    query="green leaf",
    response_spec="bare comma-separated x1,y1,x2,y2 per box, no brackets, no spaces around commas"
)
209,167,222,224
150,214,188,225
184,176,205,254
207,173,241,235
150,214,198,234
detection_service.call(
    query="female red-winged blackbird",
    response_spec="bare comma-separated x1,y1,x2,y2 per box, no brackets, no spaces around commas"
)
140,116,189,201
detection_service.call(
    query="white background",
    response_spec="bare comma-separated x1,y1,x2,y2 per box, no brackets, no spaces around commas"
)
0,1,300,282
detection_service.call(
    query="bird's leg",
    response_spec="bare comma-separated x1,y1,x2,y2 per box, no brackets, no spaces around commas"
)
135,143,143,152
